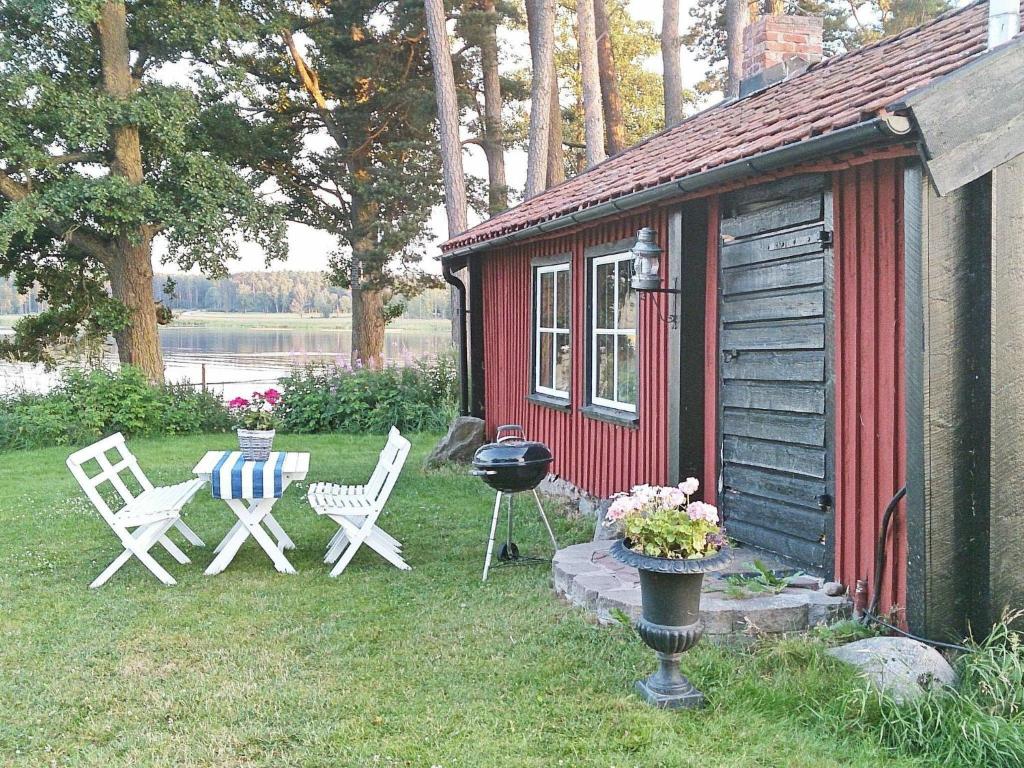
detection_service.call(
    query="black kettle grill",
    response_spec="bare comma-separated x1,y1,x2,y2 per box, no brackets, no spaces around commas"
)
471,425,558,580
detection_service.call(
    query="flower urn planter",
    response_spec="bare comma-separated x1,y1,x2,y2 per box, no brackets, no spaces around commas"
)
237,429,275,461
611,539,731,709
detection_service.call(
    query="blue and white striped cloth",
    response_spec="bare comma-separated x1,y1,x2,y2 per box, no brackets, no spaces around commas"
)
210,452,287,499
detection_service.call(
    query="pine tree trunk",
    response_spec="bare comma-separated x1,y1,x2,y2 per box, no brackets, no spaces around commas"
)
661,0,684,126
576,0,607,167
425,0,468,235
479,0,508,213
524,0,556,198
546,59,565,187
594,0,626,155
725,0,749,99
108,241,164,381
96,1,163,382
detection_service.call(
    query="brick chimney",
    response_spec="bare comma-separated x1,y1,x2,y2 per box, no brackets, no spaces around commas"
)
740,15,824,98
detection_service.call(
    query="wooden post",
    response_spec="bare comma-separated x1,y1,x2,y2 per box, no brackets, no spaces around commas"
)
989,155,1024,626
201,363,207,393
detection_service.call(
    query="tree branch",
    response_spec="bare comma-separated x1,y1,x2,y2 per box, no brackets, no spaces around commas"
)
280,29,348,150
0,168,112,264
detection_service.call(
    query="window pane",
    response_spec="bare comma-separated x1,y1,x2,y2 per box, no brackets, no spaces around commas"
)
617,334,637,406
539,271,554,327
556,269,570,329
555,331,571,393
595,261,615,329
538,332,553,389
594,333,615,401
617,259,637,330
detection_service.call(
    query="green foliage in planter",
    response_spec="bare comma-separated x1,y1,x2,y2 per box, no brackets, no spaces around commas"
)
278,356,458,435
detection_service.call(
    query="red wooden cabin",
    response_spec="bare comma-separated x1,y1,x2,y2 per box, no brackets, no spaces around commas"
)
442,2,1024,638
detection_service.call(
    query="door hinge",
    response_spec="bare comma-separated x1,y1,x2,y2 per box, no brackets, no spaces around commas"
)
820,230,834,248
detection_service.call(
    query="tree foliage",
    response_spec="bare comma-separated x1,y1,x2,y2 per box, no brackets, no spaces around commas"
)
684,0,955,95
0,0,287,369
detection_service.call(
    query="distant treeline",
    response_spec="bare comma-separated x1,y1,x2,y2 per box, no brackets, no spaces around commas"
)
0,273,453,321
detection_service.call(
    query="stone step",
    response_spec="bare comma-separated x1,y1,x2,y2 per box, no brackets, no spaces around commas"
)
552,540,850,640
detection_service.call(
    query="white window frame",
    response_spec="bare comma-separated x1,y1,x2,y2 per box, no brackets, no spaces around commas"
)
590,251,637,413
534,262,571,399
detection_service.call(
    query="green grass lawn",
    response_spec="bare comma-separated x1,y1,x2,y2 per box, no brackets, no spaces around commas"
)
0,434,923,767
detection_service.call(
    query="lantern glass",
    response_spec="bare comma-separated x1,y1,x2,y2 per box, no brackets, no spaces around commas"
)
630,227,663,291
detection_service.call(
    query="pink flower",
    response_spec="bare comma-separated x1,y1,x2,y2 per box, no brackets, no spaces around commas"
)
263,388,282,405
680,477,700,496
687,501,719,525
228,397,249,409
660,486,687,508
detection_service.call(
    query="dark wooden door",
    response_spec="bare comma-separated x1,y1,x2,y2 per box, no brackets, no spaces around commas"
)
718,177,834,573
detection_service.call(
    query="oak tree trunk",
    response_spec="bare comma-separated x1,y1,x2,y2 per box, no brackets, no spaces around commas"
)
108,242,164,380
661,0,684,126
479,0,508,213
349,189,387,368
351,280,387,370
594,0,626,155
97,1,163,382
524,0,556,198
546,58,565,187
576,0,607,167
725,0,749,99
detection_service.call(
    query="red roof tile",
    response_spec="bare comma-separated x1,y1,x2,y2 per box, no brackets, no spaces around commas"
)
443,0,1014,252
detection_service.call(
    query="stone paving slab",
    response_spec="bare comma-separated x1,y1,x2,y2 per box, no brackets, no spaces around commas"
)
553,540,851,639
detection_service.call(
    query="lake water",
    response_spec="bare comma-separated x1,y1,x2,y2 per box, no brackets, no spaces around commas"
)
0,324,453,400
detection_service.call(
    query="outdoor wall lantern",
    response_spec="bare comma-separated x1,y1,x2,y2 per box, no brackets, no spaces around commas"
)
630,227,680,327
630,227,665,291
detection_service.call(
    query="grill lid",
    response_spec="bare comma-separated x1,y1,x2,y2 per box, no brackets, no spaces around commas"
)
473,439,553,469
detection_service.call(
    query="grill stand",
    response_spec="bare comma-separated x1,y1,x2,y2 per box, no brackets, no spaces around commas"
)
482,489,558,581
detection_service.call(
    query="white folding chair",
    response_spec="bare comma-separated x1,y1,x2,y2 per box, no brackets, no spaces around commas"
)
307,427,412,576
66,433,207,588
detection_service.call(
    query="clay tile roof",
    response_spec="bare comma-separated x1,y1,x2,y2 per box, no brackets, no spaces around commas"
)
443,0,1009,253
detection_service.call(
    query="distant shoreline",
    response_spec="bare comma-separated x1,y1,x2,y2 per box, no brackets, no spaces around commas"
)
1,311,452,334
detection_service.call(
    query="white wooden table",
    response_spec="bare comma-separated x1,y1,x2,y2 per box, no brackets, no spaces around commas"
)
193,451,310,575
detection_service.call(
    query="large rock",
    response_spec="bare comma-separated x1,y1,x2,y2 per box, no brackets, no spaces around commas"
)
826,636,957,702
424,416,485,468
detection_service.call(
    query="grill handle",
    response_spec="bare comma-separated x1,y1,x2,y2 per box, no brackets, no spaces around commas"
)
496,424,526,443
469,469,497,477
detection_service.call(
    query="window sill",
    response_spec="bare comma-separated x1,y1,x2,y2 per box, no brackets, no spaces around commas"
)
580,404,640,429
526,393,572,413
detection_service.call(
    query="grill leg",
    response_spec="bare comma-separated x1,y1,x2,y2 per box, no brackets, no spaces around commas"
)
505,493,514,551
482,491,502,582
533,489,559,551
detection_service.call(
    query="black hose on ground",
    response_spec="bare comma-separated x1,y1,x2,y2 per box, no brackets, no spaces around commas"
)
860,485,972,654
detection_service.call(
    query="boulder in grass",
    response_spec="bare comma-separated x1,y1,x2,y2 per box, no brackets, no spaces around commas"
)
424,416,485,468
827,636,957,703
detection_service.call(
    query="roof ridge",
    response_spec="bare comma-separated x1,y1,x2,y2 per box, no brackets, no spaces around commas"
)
808,0,985,74
444,0,993,251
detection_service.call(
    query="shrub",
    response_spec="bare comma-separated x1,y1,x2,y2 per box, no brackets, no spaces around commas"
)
0,366,232,451
816,613,1024,767
279,355,458,434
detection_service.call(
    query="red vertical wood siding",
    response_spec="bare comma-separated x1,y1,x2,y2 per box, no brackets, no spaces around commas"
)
481,211,670,498
833,158,907,616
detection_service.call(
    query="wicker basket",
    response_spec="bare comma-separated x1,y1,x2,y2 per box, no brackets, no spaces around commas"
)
237,429,275,461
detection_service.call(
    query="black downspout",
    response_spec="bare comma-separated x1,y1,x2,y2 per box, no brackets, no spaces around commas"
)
442,258,470,417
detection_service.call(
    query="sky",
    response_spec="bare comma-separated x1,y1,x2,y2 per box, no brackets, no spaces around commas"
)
160,0,704,276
